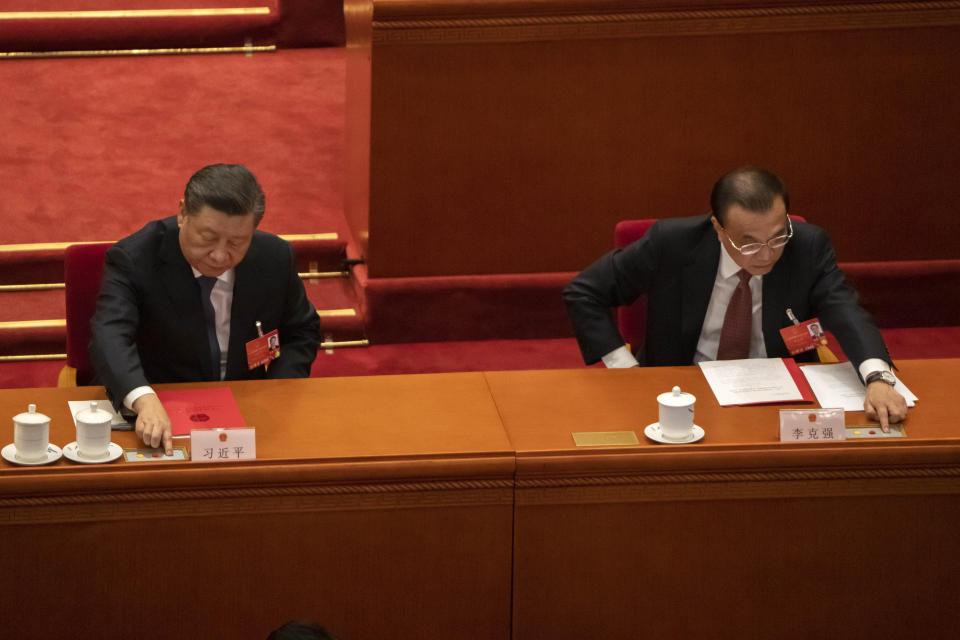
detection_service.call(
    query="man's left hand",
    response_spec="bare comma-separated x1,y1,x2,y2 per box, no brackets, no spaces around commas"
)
864,381,908,433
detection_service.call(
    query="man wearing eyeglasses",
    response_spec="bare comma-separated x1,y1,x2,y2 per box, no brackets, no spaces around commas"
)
563,166,907,429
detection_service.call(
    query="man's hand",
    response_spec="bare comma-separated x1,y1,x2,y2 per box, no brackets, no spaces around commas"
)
864,381,908,433
132,393,173,455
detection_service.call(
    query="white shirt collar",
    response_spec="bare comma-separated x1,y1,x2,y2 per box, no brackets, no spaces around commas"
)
190,266,235,285
717,240,744,280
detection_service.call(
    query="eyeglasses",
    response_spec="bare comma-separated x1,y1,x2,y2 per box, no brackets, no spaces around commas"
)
720,215,793,256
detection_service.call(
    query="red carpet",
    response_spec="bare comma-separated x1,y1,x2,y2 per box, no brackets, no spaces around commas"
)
0,360,65,390
0,339,591,389
0,290,64,320
0,47,345,243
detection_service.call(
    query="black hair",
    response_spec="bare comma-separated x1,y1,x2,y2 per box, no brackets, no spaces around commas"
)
266,620,338,640
183,163,265,225
710,167,789,225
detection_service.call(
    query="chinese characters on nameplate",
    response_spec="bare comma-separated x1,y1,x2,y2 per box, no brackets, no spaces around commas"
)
779,409,845,442
190,428,256,462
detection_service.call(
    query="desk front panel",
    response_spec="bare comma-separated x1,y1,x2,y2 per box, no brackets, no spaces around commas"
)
0,373,514,640
487,361,960,639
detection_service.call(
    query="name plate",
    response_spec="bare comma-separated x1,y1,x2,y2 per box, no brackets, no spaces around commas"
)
572,431,640,447
779,409,845,442
191,427,256,462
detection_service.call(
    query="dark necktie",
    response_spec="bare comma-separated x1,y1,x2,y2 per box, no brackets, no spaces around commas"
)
717,269,753,360
197,276,221,378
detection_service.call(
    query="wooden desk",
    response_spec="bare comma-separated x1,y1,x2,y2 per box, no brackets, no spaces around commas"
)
486,360,960,639
3,362,958,639
0,374,515,640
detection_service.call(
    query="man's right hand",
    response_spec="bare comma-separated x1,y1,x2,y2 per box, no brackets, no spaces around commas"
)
132,393,173,455
864,380,908,433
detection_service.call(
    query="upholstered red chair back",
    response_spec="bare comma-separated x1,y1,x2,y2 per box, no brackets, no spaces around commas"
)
64,242,112,385
613,220,656,352
613,216,807,354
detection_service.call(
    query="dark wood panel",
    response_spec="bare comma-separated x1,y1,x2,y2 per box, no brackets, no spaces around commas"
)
3,506,512,639
513,495,960,639
4,362,960,638
0,375,514,640
490,359,960,640
348,0,960,276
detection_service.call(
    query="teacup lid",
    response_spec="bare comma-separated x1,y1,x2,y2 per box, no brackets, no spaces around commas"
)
13,403,50,425
76,401,112,426
657,385,696,407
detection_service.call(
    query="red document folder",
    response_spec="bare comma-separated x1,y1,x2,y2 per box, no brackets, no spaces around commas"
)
156,388,247,436
785,358,816,403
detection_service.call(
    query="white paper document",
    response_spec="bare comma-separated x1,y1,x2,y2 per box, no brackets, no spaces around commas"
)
800,362,917,412
698,358,807,406
67,400,134,429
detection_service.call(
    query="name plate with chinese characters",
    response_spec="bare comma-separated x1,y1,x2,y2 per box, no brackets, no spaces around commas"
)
779,409,845,442
190,427,256,462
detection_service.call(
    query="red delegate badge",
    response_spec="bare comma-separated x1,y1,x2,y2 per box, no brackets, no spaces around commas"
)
245,329,280,370
779,317,828,356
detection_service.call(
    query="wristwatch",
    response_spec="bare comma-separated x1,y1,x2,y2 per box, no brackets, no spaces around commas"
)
865,370,896,386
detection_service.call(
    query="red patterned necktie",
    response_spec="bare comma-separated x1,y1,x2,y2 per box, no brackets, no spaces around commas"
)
717,269,753,360
198,276,221,376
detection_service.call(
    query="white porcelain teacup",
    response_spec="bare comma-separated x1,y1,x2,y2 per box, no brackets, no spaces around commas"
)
75,401,112,459
14,404,50,462
657,386,696,441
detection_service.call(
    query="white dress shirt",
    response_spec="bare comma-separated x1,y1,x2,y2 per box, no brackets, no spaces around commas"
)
693,243,766,363
123,267,235,410
601,241,892,382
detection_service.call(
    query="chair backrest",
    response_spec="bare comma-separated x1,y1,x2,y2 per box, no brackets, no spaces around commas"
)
64,242,112,385
613,220,657,353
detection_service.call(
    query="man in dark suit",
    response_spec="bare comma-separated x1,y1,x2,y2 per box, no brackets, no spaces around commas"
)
563,167,907,429
91,164,319,454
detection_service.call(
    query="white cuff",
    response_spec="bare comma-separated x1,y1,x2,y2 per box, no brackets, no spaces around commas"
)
858,358,893,383
601,345,639,368
123,386,156,411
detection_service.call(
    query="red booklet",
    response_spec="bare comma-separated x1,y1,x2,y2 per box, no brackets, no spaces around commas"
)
784,358,816,403
156,388,247,436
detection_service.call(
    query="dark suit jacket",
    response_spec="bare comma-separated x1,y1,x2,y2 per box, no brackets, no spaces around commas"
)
91,216,320,408
563,214,890,371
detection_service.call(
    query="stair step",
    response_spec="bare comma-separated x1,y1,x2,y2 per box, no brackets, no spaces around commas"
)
0,233,365,358
0,233,349,287
303,276,365,340
0,359,66,390
0,3,280,54
0,306,365,359
0,289,65,322
287,234,350,275
317,308,366,342
0,319,65,357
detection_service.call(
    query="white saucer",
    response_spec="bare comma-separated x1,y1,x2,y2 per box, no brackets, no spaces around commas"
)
1,442,63,466
62,441,123,464
644,423,705,444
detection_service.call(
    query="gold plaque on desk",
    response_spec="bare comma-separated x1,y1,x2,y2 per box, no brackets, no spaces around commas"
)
572,431,640,447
